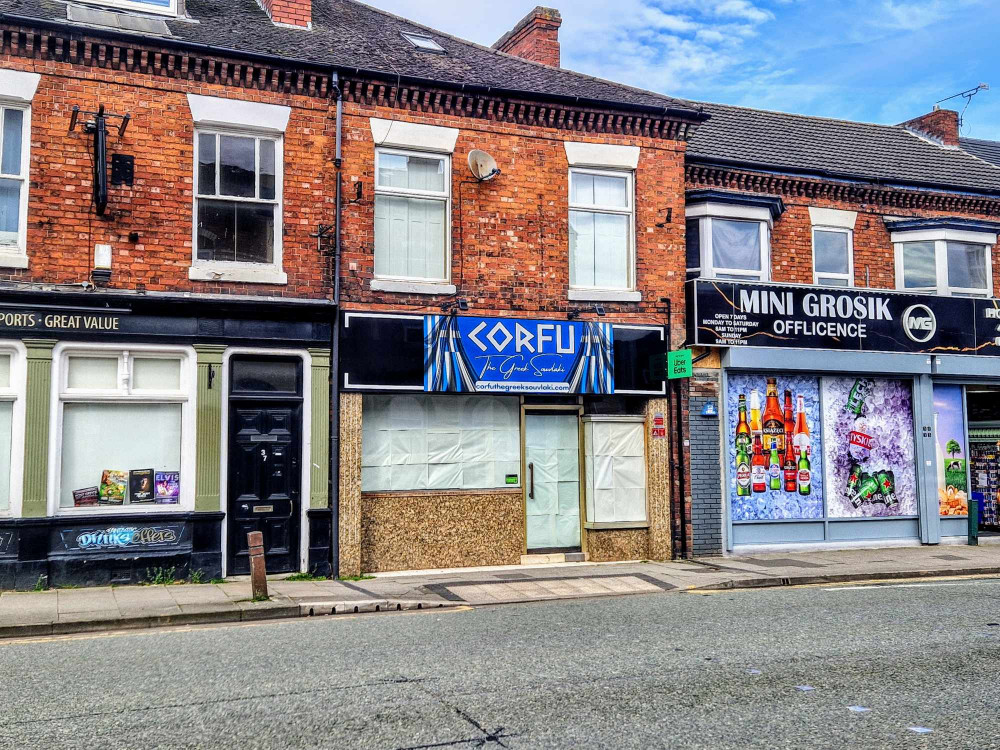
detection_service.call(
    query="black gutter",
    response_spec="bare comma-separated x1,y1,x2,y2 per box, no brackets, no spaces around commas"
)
0,12,709,124
686,154,1000,201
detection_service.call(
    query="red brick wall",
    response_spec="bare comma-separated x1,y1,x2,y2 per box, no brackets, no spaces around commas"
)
260,0,312,28
337,103,690,347
0,54,332,298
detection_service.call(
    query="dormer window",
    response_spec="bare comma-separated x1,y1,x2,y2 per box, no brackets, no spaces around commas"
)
85,0,176,16
401,32,445,52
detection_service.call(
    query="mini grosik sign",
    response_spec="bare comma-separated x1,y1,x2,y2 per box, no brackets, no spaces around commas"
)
688,279,1000,356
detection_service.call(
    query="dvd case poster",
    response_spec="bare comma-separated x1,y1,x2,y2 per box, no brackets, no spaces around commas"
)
726,373,824,521
99,470,128,505
155,472,180,504
129,469,155,503
822,377,917,518
73,486,100,507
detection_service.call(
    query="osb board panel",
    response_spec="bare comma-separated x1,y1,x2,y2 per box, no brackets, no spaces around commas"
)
339,393,363,577
361,491,524,573
587,528,650,562
645,398,672,560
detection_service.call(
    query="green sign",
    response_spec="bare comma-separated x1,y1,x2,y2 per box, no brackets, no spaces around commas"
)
667,349,693,379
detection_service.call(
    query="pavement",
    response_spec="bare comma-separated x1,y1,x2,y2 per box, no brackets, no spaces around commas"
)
3,543,1000,638
3,574,1000,748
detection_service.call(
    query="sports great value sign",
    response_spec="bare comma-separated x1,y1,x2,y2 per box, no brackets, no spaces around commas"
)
688,279,1000,356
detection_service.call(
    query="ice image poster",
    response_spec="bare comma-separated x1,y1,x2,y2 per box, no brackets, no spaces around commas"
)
726,373,823,521
822,378,917,518
934,384,968,516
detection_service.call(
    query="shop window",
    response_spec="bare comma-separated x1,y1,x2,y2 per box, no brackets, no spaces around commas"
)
55,348,193,511
569,168,634,291
583,417,647,524
812,227,853,287
895,238,992,297
374,148,450,283
933,384,968,517
194,131,282,267
361,394,520,492
0,104,29,256
0,349,21,513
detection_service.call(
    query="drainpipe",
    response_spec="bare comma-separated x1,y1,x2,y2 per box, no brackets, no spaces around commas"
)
329,74,343,579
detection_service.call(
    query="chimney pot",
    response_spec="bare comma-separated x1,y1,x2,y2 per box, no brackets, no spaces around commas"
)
492,6,562,68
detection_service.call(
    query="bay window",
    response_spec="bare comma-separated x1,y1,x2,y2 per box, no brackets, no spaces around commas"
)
685,192,783,281
891,223,995,297
54,347,194,512
569,168,634,291
812,227,853,287
361,394,520,492
374,148,450,283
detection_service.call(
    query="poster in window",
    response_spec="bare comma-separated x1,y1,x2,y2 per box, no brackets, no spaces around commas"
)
129,468,155,504
822,378,917,518
933,385,968,516
726,373,823,521
72,486,99,507
99,470,127,505
155,472,180,504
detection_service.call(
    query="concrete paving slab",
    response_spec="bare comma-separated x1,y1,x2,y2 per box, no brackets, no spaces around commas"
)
56,589,119,614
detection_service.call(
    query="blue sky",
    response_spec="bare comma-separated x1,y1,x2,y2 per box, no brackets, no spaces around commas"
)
364,0,1000,140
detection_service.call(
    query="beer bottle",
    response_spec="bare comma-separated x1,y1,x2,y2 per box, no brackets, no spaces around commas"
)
735,394,752,455
783,440,797,492
792,394,811,458
749,389,762,441
751,435,767,493
768,444,782,490
797,449,811,495
762,377,785,453
848,415,874,463
736,444,751,497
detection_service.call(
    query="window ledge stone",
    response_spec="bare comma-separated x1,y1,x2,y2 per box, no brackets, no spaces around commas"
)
569,289,641,302
371,279,457,296
189,264,287,285
584,521,650,530
0,252,28,270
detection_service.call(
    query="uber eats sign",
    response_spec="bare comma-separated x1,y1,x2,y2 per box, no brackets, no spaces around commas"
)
689,279,1000,356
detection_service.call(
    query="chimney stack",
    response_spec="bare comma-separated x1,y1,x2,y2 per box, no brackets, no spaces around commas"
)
259,0,312,29
899,106,960,147
492,7,562,68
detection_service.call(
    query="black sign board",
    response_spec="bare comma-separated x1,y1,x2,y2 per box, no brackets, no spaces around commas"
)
689,279,1000,356
54,521,190,554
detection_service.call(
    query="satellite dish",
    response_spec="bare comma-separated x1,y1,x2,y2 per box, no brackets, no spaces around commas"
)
468,149,501,181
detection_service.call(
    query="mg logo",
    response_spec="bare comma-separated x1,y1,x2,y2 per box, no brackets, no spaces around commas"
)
902,304,937,343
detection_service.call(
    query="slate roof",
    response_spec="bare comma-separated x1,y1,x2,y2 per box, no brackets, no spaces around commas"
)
1,0,701,116
960,137,1000,168
686,101,1000,195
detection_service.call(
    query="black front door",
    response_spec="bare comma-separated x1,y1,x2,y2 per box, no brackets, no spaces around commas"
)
227,403,302,575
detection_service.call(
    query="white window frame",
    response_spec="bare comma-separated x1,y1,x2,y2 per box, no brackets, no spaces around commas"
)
0,102,31,267
812,226,854,287
48,343,197,516
373,146,452,285
0,341,26,518
568,166,636,293
190,128,285,284
686,202,772,281
892,228,995,297
88,0,177,16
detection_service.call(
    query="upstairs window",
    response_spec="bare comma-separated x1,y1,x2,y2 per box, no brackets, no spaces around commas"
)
195,131,281,266
896,238,992,297
685,192,782,282
0,105,29,256
569,168,635,291
813,227,853,287
374,148,450,283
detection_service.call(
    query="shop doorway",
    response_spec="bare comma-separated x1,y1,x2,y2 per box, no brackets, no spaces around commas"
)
227,356,303,575
965,387,1000,535
524,410,582,553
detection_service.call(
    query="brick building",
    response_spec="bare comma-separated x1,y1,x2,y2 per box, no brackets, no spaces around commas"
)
683,101,1000,554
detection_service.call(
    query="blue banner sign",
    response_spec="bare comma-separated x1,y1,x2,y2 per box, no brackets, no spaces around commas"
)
424,315,615,393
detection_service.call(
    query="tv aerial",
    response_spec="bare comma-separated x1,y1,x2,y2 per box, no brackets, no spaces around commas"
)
468,149,501,181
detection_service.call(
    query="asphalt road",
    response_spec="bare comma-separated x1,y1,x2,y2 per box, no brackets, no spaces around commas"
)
2,578,1000,749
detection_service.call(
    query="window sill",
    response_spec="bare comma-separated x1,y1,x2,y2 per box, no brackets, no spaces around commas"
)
370,279,457,296
54,505,189,515
189,264,287,285
585,521,649,530
0,251,28,269
569,289,641,302
362,487,522,498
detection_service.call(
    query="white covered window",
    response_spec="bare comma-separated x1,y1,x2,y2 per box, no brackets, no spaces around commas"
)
55,347,194,511
361,394,520,492
893,230,994,297
0,104,29,257
0,345,23,515
374,148,450,282
813,227,853,286
569,168,634,290
195,131,281,266
686,200,773,281
583,417,647,524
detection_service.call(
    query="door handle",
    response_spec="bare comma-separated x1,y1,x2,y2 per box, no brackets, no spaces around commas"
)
241,504,249,511
528,462,534,500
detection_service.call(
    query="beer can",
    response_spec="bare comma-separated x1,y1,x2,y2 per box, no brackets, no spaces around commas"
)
851,474,879,508
844,459,863,499
879,470,898,508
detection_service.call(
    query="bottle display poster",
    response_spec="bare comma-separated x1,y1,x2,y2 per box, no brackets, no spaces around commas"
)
822,377,917,518
726,374,823,521
933,384,968,516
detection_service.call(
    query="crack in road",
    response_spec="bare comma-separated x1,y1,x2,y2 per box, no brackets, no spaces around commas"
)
395,676,519,749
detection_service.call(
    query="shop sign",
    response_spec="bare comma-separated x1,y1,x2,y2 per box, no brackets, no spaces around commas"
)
58,523,188,553
423,315,615,394
689,279,1000,356
667,349,693,379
